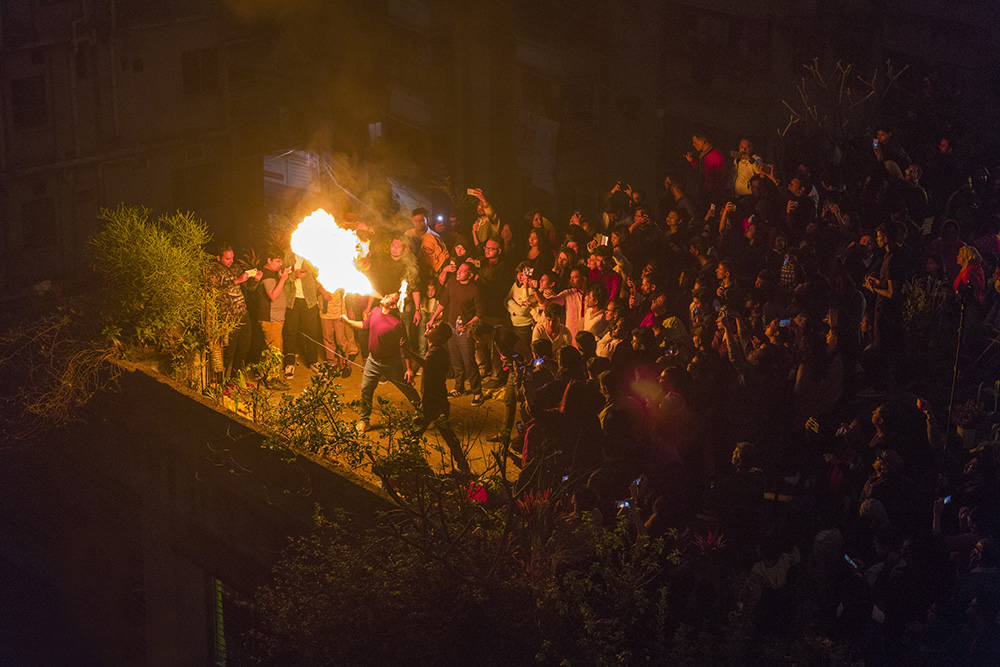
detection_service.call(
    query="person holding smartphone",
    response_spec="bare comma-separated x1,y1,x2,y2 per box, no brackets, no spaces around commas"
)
732,138,763,197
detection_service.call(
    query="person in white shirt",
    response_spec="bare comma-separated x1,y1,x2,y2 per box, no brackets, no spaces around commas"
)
535,266,588,343
505,262,537,350
532,303,573,354
582,282,609,339
733,138,763,197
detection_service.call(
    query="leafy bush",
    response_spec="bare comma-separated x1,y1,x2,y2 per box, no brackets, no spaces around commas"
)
90,204,227,351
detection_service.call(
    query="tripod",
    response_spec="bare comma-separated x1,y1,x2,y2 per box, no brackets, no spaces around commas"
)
946,298,967,431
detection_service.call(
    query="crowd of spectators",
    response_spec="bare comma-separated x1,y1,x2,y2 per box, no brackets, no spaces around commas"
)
214,126,1000,663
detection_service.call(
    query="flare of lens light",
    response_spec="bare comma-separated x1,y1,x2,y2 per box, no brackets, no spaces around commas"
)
290,209,373,295
397,280,408,311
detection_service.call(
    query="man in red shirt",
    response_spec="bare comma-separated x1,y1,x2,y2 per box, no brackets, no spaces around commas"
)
342,292,421,432
686,131,726,207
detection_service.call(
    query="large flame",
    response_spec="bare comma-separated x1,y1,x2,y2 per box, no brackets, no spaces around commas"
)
290,209,374,295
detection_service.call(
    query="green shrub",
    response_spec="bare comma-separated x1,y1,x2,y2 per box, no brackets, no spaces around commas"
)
90,204,224,350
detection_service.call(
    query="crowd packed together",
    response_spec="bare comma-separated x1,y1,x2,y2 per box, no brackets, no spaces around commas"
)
209,128,1000,663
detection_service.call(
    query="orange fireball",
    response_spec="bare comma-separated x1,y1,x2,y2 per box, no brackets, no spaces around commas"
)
290,209,374,295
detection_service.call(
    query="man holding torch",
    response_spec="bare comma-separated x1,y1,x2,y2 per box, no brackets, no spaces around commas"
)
342,292,421,433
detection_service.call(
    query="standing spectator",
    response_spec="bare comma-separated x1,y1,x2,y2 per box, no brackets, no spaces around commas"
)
406,207,450,276
317,286,357,378
341,293,422,433
582,282,609,339
864,224,905,389
506,262,537,351
525,210,558,248
732,138,763,198
408,322,471,474
373,237,422,362
589,246,623,300
470,188,512,253
427,261,486,405
282,249,321,379
872,127,910,171
209,243,260,382
686,131,727,207
418,279,440,356
523,228,554,275
536,266,588,343
256,249,292,390
477,238,515,385
924,138,963,213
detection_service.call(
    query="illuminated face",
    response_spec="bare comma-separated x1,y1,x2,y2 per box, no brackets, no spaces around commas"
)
691,136,705,152
528,231,540,248
456,263,472,283
665,211,681,228
569,269,586,290
587,254,599,270
765,319,779,340
789,178,806,197
411,214,427,231
604,302,618,321
641,276,653,295
538,273,554,292
266,256,283,271
381,293,398,309
219,250,235,267
876,230,887,249
454,243,467,257
739,139,751,155
484,241,500,258
596,255,610,272
544,315,560,336
556,252,570,269
532,213,543,228
389,239,404,260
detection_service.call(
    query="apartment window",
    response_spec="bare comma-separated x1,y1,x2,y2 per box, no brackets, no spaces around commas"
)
10,76,49,129
173,162,226,211
182,48,219,94
22,198,57,250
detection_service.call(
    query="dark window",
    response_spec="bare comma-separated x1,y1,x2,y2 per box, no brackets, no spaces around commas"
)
10,76,49,129
22,197,57,250
182,48,219,94
173,162,226,211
